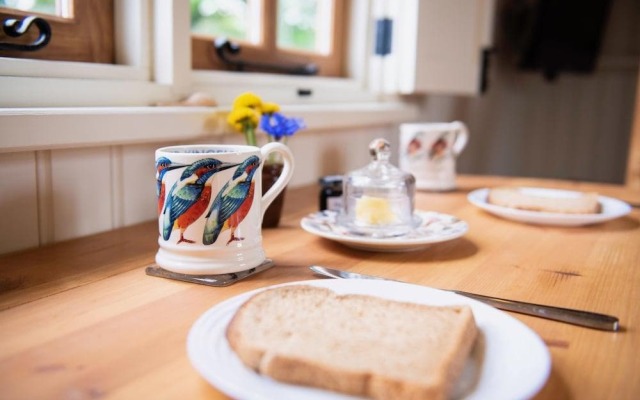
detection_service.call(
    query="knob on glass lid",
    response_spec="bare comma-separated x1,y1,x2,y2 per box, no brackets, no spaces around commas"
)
341,138,416,237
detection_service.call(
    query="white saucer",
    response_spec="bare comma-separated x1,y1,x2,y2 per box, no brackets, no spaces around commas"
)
468,187,632,227
300,210,468,252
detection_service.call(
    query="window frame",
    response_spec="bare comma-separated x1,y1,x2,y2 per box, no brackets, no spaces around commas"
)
0,0,115,64
0,0,377,108
191,0,347,77
0,0,421,153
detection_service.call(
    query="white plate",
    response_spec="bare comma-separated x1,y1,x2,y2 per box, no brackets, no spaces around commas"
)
300,210,468,252
468,187,631,226
187,279,551,400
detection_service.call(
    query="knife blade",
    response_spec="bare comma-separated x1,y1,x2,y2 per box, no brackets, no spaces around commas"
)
309,265,619,331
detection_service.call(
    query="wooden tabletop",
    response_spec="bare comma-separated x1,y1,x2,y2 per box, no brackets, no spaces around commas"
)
1,175,639,400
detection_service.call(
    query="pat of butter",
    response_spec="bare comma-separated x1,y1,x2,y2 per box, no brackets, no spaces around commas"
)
355,196,397,225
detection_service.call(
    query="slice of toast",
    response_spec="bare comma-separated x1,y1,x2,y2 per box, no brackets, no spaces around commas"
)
487,187,601,214
226,285,478,400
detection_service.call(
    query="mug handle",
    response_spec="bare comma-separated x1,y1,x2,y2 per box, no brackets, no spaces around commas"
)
260,142,295,217
450,121,469,157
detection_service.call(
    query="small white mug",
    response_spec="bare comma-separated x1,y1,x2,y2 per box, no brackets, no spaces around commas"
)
399,121,469,191
155,143,294,275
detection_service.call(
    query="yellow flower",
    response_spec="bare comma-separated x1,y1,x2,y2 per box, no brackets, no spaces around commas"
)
233,92,263,111
262,101,280,114
227,107,259,132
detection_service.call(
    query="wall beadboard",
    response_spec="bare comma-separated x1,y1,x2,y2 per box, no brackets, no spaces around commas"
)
0,152,40,254
423,61,638,184
0,125,399,255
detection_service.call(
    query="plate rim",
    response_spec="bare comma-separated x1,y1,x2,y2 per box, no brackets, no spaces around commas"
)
187,279,552,400
300,209,468,250
467,187,631,225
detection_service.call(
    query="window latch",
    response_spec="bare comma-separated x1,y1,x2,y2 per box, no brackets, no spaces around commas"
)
0,15,51,52
374,18,393,56
213,37,318,76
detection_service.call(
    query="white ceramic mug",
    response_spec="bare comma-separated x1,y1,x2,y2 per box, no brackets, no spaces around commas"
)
399,121,469,191
155,143,294,275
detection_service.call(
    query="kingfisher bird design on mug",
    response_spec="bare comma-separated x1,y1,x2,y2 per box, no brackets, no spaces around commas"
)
161,158,240,244
159,156,263,247
203,156,261,245
154,143,294,275
155,157,186,214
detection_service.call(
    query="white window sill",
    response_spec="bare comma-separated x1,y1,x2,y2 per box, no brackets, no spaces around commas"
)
0,101,420,153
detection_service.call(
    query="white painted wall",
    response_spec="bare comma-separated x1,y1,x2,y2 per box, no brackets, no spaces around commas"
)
0,124,399,255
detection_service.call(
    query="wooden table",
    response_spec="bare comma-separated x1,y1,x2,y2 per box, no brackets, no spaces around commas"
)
1,175,639,400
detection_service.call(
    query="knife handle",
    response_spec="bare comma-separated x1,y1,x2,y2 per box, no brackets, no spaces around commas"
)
453,290,620,331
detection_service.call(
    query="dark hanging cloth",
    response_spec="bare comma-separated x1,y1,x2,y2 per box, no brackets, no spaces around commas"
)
513,0,612,81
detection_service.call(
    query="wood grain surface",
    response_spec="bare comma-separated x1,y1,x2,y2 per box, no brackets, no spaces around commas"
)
0,175,638,400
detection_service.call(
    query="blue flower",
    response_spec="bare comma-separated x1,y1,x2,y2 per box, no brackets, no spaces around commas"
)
260,112,306,141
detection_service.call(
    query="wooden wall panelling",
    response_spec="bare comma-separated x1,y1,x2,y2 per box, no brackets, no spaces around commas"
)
625,66,640,190
50,147,113,242
121,144,159,226
0,152,40,254
597,72,637,183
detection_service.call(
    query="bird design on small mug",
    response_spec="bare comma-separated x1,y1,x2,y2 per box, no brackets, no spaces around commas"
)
203,155,261,246
428,132,450,161
161,158,239,244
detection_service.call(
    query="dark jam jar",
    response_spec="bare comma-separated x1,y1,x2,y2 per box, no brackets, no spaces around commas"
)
319,175,344,211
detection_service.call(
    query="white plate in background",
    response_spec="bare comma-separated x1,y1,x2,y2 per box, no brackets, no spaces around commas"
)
468,187,631,226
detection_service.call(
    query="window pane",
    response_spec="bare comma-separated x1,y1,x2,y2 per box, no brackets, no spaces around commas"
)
0,0,58,16
0,0,112,63
277,0,332,54
191,0,256,42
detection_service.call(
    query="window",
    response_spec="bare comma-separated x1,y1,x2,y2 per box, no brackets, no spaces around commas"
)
0,0,59,15
191,0,261,43
190,0,346,77
0,0,419,182
0,0,380,108
0,0,114,63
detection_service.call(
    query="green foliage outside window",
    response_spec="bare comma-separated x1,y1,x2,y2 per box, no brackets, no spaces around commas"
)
190,0,318,53
190,0,248,41
277,0,316,52
0,0,57,15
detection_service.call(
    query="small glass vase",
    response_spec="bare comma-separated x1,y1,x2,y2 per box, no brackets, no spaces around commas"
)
262,161,287,228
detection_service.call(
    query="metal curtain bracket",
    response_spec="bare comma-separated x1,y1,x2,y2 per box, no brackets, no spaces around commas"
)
213,37,318,76
0,15,52,51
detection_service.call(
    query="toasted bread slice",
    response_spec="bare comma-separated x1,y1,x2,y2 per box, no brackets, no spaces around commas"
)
226,285,478,400
488,187,601,214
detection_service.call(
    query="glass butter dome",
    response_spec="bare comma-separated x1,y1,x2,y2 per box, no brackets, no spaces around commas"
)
341,138,416,237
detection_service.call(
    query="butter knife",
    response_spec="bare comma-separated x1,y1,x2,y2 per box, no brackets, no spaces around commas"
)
309,265,619,331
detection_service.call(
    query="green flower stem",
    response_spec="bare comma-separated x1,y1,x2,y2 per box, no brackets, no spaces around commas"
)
243,122,257,146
